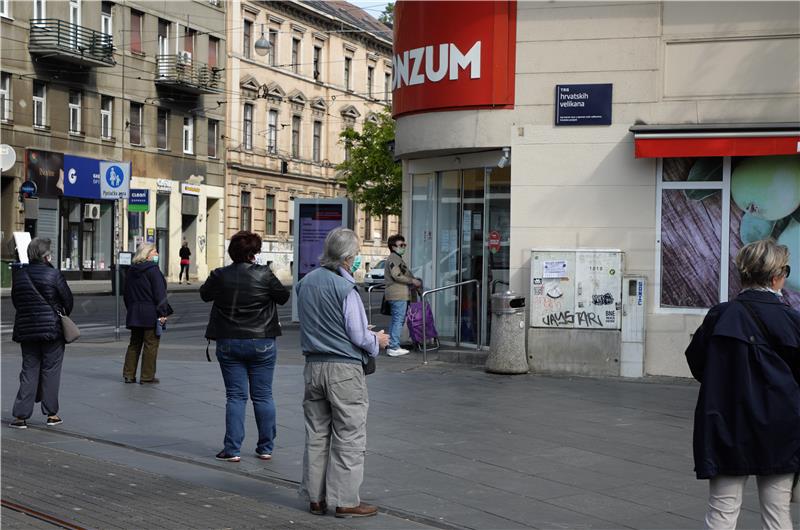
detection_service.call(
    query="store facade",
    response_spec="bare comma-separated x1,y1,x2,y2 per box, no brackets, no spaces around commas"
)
392,1,800,377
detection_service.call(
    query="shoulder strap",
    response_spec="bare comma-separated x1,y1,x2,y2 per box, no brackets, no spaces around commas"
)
25,269,61,316
738,299,778,351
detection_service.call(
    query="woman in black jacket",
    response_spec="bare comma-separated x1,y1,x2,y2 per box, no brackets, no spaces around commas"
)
10,237,74,429
686,239,800,529
123,243,170,384
201,231,290,462
179,240,191,284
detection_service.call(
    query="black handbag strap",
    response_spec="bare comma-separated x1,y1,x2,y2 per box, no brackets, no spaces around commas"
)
25,269,62,317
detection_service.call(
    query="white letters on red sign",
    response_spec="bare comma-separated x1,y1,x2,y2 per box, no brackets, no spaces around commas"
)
393,41,481,90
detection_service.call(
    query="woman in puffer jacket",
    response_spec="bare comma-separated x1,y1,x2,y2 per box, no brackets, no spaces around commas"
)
10,237,73,429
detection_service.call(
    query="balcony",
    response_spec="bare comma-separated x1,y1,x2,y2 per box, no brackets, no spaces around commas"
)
29,19,115,67
155,55,223,95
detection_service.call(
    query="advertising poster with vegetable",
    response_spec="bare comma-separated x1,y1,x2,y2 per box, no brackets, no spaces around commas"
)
660,155,799,309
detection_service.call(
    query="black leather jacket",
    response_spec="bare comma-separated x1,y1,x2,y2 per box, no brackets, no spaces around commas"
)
201,262,290,339
12,261,74,343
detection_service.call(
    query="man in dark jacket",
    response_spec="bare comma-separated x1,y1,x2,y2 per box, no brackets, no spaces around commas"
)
10,237,73,429
123,244,170,384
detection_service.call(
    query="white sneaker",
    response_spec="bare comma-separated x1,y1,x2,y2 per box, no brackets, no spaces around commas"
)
386,348,409,357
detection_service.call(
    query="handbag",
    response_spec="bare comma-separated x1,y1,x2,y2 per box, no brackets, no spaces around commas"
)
362,354,376,376
26,270,80,344
380,294,392,316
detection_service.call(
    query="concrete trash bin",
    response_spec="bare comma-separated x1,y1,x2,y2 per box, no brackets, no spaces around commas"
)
485,291,529,374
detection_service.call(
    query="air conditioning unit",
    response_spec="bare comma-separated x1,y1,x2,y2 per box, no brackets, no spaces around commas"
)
177,50,192,65
84,203,101,220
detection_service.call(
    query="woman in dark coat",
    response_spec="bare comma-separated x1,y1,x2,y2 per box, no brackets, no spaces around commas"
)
686,239,800,529
201,231,290,462
179,240,191,284
123,243,170,384
10,237,74,429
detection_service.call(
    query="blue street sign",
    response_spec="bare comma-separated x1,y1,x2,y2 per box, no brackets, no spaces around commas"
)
63,155,102,199
99,161,130,199
128,188,149,212
19,180,37,197
555,84,613,126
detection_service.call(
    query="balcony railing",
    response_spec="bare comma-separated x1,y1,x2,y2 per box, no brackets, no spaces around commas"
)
29,19,115,67
155,55,223,95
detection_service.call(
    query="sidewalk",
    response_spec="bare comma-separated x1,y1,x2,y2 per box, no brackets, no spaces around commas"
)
3,335,797,528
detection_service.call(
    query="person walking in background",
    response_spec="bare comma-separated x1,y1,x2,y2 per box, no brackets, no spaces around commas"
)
383,234,420,356
686,239,800,529
123,243,171,384
179,240,191,284
295,228,389,518
201,231,290,463
9,238,74,429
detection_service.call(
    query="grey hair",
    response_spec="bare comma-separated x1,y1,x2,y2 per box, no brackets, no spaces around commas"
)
133,243,156,264
27,237,52,262
319,228,360,270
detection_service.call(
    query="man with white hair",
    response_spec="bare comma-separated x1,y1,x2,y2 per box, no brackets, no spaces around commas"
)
295,228,389,518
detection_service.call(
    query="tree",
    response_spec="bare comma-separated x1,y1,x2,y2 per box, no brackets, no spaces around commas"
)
378,2,394,28
337,109,401,217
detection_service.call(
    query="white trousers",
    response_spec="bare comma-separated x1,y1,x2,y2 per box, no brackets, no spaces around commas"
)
705,474,794,530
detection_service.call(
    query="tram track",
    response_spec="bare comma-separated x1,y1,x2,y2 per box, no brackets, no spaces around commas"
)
2,499,89,530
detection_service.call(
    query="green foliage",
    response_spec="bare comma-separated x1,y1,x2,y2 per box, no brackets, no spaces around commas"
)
336,109,401,217
378,2,394,27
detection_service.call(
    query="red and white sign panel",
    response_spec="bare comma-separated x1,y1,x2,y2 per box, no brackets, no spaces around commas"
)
392,1,517,118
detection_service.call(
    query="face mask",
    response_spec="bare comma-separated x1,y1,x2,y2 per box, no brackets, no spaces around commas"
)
349,255,362,274
152,255,160,264
395,247,406,256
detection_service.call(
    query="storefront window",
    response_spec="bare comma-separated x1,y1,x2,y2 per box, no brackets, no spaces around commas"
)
93,202,112,270
128,211,144,251
61,199,81,270
657,155,800,310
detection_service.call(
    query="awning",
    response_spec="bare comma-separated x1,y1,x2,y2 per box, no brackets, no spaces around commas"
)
630,123,800,159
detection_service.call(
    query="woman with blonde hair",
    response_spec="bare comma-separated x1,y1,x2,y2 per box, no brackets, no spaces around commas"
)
123,243,171,384
687,239,800,529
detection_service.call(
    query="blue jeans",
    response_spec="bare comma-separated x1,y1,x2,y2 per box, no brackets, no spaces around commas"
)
216,338,277,456
388,300,407,349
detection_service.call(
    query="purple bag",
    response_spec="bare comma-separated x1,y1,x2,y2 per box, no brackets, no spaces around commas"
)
406,301,438,344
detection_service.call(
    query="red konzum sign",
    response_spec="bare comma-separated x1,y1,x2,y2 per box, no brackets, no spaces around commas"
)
392,1,517,118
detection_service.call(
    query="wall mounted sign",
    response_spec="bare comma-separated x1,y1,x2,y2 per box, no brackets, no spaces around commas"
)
181,183,201,196
19,180,38,198
1,144,17,172
63,155,102,199
156,179,172,193
392,1,517,117
128,189,150,212
26,150,63,198
146,228,156,243
555,84,613,126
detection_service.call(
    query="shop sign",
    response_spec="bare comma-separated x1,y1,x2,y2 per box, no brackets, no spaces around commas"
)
181,183,201,196
26,150,63,198
487,230,502,254
99,161,130,200
19,180,37,198
63,155,102,199
392,1,516,117
118,252,132,266
156,179,172,193
146,228,155,243
128,189,149,212
555,84,613,126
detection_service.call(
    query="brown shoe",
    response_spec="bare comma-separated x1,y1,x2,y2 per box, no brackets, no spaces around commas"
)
335,503,377,518
140,378,160,384
309,501,327,515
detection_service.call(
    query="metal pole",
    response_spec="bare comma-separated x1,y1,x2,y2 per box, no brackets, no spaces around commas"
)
422,293,427,364
114,200,120,341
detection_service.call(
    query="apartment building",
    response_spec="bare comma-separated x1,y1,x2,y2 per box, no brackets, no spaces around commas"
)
1,0,227,281
225,0,397,282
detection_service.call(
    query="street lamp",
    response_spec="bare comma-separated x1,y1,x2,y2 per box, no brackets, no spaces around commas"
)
254,24,271,56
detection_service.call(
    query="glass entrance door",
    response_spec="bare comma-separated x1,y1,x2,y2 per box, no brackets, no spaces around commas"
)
409,163,510,348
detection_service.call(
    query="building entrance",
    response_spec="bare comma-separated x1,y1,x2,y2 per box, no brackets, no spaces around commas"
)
410,165,510,347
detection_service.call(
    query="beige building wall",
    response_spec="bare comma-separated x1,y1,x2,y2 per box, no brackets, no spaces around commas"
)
396,1,800,377
225,0,398,283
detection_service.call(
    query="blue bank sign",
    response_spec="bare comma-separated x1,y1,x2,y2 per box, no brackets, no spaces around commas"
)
555,84,612,126
128,189,149,212
63,155,102,199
